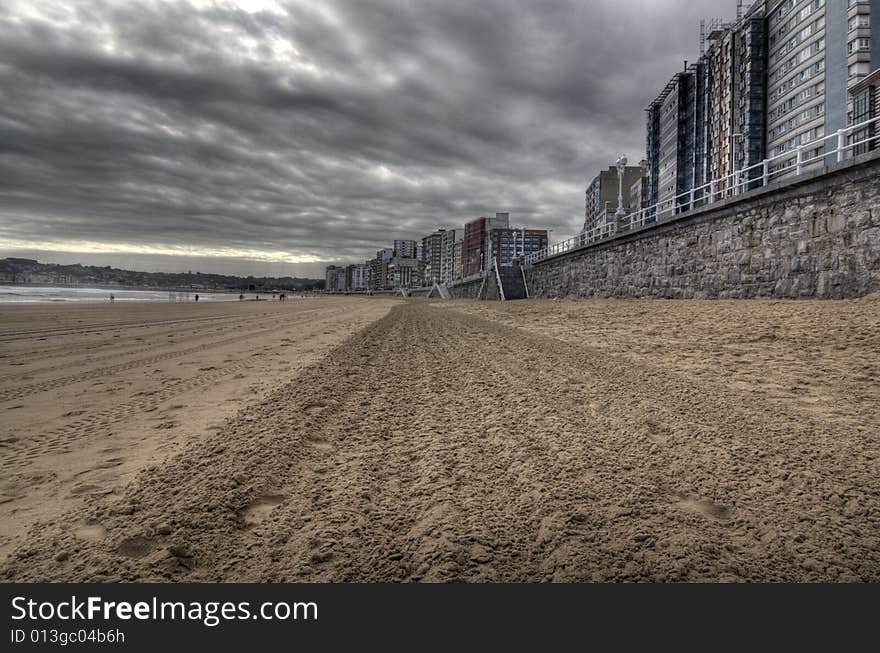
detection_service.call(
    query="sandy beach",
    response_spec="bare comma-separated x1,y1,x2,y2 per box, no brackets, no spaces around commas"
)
0,297,399,562
2,296,879,582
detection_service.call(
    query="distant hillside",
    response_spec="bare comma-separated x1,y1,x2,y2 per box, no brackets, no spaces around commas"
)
0,258,325,291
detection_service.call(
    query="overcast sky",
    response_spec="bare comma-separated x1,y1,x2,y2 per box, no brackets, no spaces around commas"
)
0,0,734,277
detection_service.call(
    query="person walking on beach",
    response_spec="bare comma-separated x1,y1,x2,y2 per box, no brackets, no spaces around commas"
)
195,294,199,302
109,294,114,302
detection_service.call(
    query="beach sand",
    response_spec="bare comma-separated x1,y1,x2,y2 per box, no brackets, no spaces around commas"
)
2,296,879,582
0,297,399,561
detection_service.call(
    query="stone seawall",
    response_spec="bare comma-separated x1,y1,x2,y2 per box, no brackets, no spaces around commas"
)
526,152,880,300
450,275,502,300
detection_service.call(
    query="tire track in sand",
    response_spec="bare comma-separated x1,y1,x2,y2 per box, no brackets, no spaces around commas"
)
3,303,878,582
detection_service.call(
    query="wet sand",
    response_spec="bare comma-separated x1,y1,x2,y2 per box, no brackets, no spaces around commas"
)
2,296,879,582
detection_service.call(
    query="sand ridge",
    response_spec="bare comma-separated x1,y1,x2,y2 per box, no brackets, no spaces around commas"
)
3,300,878,582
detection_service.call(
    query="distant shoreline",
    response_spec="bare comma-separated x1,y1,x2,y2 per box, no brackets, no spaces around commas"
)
0,282,283,293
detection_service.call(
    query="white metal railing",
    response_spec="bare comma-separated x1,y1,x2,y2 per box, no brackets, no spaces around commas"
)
524,116,880,267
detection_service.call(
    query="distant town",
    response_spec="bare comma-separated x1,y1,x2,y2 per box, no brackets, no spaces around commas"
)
325,212,548,292
0,258,324,292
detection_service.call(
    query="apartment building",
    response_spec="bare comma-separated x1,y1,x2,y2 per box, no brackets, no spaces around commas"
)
763,0,877,174
420,229,446,286
393,239,418,259
440,229,460,285
347,264,371,291
628,160,650,213
646,64,705,210
489,228,549,267
463,213,510,277
388,257,421,289
324,265,348,292
368,248,394,291
325,265,340,291
583,164,646,231
765,0,832,172
453,239,464,281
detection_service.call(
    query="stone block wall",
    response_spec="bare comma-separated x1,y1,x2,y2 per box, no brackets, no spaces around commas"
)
448,276,500,300
526,153,880,300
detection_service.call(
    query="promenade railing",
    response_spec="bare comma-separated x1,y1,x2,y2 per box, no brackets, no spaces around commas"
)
524,116,880,267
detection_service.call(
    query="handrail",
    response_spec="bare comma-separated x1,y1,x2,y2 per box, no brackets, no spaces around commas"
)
524,116,880,267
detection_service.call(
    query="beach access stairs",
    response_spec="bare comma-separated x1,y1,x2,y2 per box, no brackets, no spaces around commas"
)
497,262,528,300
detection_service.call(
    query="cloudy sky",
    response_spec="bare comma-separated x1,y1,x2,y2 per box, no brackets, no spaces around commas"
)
0,0,731,277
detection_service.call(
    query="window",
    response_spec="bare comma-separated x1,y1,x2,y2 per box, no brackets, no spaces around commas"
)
848,38,871,54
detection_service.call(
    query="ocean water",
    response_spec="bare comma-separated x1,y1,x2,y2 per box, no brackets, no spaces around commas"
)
0,285,246,303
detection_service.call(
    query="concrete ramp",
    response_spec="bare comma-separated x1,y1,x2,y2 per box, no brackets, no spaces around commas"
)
426,283,451,300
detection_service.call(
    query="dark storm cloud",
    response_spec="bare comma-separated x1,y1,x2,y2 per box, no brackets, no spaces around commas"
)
0,0,730,274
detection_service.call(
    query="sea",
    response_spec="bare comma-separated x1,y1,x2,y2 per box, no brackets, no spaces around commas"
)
0,285,247,304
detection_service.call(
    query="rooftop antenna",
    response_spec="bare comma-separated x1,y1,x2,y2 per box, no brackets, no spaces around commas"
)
700,19,706,55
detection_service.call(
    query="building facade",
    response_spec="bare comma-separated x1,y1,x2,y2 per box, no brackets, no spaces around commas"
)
584,165,647,231
453,239,464,282
347,264,371,291
765,0,831,174
325,265,340,291
324,265,348,292
646,64,705,211
849,67,879,154
440,229,460,285
764,0,878,174
463,213,510,277
490,228,549,267
393,240,418,259
420,229,446,286
628,160,650,213
388,257,421,289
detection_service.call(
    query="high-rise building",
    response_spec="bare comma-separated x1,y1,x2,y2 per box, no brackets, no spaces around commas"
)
695,9,767,194
646,63,705,211
765,0,831,174
347,264,371,291
368,249,394,290
463,213,510,277
628,159,650,213
703,21,735,189
490,228,549,267
420,229,446,286
584,164,647,231
452,238,464,282
763,0,878,175
439,229,460,285
325,265,343,292
733,10,768,186
393,240,418,259
636,1,880,222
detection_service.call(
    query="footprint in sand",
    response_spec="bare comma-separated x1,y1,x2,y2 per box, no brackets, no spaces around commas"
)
303,403,327,416
238,495,286,527
74,523,107,542
306,435,333,452
117,535,156,559
676,496,734,521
